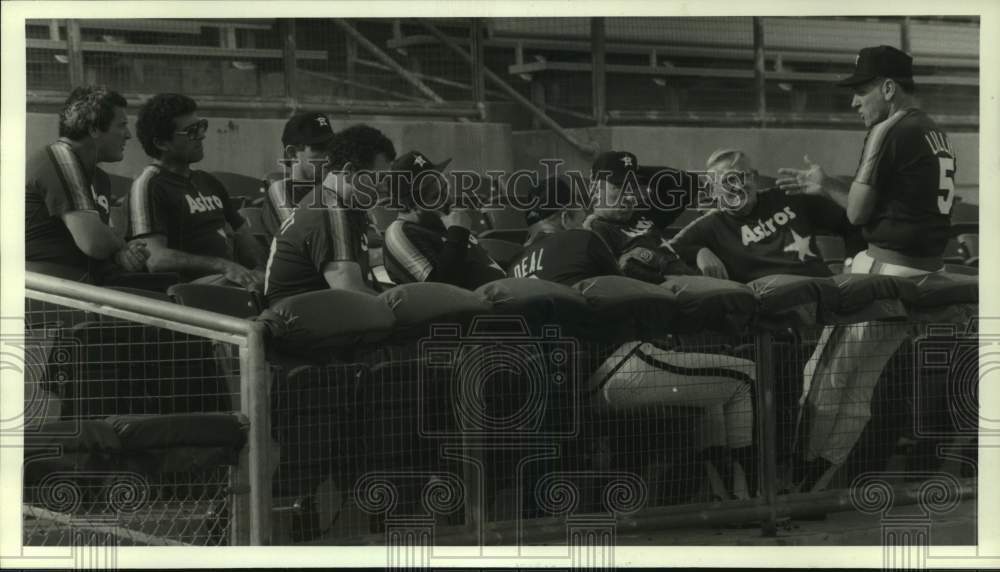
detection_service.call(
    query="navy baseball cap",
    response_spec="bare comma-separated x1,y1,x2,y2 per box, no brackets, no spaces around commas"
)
591,150,639,188
525,175,586,225
836,45,914,87
387,150,452,197
282,111,335,147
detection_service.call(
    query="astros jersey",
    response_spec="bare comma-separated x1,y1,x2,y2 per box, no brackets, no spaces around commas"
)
383,217,506,289
668,190,860,283
509,229,621,285
586,214,698,282
126,165,244,265
260,171,321,241
25,140,114,273
854,108,955,257
263,189,373,306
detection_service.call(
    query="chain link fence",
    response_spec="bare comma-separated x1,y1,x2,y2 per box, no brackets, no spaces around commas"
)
20,279,267,546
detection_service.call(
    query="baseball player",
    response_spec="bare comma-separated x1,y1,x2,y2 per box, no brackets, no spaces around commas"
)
776,46,957,491
262,131,380,306
262,122,396,240
668,148,863,283
510,175,757,499
127,93,266,290
584,151,699,282
382,151,506,289
260,112,337,240
26,86,148,284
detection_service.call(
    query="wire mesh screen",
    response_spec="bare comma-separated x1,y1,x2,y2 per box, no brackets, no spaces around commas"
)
777,320,978,496
265,330,768,544
22,297,246,547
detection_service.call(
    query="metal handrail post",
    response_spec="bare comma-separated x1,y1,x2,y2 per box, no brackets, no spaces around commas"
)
241,322,272,545
755,329,779,536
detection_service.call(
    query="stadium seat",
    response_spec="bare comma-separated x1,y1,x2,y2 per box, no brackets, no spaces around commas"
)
479,205,529,243
239,207,265,234
168,283,263,318
956,233,978,265
105,286,173,302
212,171,268,203
103,273,181,293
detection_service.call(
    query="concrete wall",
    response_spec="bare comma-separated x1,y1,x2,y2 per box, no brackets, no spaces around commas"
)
27,113,514,181
513,126,981,204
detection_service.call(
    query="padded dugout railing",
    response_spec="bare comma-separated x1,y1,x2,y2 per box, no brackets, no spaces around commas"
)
23,269,979,545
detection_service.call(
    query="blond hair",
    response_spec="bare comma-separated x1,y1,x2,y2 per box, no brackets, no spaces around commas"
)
705,148,754,172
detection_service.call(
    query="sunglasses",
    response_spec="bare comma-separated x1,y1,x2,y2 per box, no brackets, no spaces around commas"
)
174,118,209,141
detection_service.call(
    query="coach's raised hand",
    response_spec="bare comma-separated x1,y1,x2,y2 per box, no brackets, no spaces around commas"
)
776,155,828,197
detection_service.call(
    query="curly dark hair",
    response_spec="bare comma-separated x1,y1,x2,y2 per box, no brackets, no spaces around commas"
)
58,86,128,140
328,124,397,171
136,93,198,159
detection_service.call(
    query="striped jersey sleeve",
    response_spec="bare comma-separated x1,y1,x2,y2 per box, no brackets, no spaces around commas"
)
309,206,360,269
44,141,98,214
127,165,166,238
266,178,294,225
854,109,909,186
384,221,435,283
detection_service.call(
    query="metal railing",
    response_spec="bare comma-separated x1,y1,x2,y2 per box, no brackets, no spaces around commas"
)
22,271,978,546
23,271,271,546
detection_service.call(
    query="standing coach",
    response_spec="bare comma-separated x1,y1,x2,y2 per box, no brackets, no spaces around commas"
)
776,45,958,491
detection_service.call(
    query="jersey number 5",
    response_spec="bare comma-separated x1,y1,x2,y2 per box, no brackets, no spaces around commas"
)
936,156,956,215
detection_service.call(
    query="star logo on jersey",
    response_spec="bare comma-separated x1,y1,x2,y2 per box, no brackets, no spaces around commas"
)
413,155,427,168
621,155,633,167
316,116,328,127
783,229,817,261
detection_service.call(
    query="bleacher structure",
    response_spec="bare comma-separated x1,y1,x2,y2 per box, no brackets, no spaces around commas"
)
18,16,981,550
26,17,979,130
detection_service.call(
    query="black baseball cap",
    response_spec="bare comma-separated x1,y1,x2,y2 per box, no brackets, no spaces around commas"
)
525,175,586,225
836,45,914,88
282,111,335,147
591,150,639,188
387,150,453,197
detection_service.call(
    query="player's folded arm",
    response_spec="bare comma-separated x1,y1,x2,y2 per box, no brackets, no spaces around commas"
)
322,261,374,294
61,210,124,260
